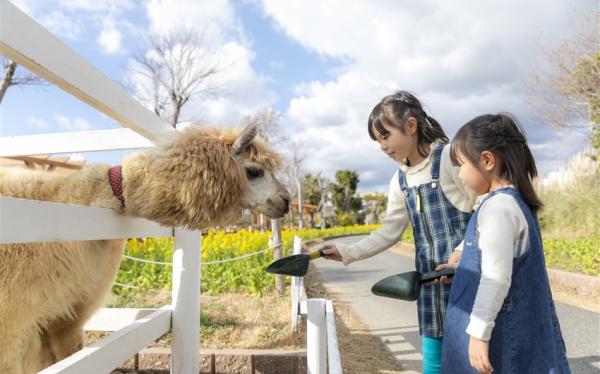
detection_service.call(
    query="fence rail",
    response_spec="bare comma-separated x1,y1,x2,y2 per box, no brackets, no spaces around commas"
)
0,1,200,373
0,129,155,158
0,1,342,372
0,0,174,143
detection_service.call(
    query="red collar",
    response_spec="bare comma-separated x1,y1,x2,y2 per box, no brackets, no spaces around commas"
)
108,166,125,210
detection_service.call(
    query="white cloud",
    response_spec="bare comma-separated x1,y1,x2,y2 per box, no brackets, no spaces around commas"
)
40,11,81,40
97,18,123,54
259,0,596,190
128,0,277,125
58,0,133,12
146,0,237,43
54,115,94,131
27,117,48,129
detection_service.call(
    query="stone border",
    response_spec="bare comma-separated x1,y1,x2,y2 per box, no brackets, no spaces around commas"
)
116,347,306,374
547,268,600,295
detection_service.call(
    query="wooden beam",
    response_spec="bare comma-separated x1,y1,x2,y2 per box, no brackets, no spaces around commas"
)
39,306,172,374
0,1,174,142
0,197,173,244
84,308,158,332
0,128,156,158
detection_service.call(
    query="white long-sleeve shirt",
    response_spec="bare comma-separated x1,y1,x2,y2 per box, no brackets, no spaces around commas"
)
466,188,529,341
336,142,476,265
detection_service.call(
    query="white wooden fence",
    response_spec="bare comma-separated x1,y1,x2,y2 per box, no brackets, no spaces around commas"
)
0,1,342,373
291,236,343,374
0,0,199,372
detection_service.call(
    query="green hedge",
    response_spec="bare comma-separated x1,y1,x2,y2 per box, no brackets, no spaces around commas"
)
543,236,600,276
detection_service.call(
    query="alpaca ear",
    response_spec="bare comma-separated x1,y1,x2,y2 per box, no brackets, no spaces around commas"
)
232,120,259,157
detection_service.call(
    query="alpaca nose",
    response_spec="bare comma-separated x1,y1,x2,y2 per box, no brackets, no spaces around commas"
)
282,197,290,214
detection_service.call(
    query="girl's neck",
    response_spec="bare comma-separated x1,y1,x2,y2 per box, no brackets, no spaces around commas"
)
489,178,512,192
406,142,430,166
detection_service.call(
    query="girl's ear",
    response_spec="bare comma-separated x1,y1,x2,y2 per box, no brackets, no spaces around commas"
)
405,117,418,135
480,150,496,171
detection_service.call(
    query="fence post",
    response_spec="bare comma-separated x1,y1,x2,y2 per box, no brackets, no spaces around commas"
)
306,298,327,374
291,236,302,331
270,218,285,296
325,300,343,373
171,228,201,374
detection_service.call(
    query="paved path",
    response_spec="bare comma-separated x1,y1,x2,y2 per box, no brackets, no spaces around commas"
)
313,236,600,374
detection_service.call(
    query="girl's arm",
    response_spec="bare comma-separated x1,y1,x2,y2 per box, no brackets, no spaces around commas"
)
466,193,528,341
335,170,409,265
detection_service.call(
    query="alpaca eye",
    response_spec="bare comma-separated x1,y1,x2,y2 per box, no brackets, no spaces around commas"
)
246,167,264,179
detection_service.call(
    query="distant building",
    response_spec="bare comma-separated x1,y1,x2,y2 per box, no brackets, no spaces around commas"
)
0,155,86,174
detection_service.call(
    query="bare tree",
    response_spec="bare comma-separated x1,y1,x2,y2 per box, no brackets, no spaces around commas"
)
281,140,307,229
129,27,232,127
243,107,288,146
0,57,46,105
528,14,599,136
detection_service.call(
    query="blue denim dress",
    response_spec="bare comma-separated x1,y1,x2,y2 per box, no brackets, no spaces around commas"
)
442,187,570,373
399,144,471,338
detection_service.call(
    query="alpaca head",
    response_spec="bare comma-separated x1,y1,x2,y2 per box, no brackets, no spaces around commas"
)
140,121,290,229
230,122,290,218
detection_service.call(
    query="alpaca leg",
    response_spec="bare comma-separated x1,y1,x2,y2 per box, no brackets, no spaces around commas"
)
44,317,85,363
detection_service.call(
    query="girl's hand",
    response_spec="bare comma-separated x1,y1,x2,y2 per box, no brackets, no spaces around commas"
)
469,336,493,374
434,250,462,284
320,244,343,262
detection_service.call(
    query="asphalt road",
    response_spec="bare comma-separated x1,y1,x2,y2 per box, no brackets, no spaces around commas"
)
312,236,600,374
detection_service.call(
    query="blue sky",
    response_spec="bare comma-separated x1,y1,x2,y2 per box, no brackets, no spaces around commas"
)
1,0,596,192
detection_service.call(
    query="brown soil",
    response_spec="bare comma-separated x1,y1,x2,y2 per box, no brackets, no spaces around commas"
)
89,292,305,350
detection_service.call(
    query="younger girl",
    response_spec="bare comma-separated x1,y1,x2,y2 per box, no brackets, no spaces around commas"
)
320,91,476,374
441,114,570,374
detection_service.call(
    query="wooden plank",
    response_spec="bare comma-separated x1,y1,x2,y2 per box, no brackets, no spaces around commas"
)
0,129,156,157
0,197,173,244
271,218,284,295
325,300,343,374
306,299,327,374
84,308,158,332
38,306,172,374
0,1,174,142
291,236,302,331
8,156,82,169
171,228,202,374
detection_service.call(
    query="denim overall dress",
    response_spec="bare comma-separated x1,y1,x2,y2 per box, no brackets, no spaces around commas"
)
442,188,570,374
399,144,471,338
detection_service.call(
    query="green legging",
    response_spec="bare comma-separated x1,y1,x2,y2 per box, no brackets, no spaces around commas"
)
422,336,443,374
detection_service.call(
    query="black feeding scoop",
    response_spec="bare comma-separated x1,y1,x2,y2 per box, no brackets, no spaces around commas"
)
371,267,455,301
265,249,324,277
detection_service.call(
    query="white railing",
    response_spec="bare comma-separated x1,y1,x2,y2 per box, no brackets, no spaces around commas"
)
292,236,343,374
1,1,342,372
0,1,199,373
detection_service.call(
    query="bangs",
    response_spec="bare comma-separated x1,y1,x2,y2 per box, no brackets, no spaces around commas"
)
449,125,473,167
449,140,462,167
368,102,389,140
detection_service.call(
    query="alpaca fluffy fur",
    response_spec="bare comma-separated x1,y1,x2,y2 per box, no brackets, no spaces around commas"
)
0,125,284,373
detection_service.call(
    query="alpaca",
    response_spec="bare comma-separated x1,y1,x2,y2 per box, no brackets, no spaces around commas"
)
0,122,290,374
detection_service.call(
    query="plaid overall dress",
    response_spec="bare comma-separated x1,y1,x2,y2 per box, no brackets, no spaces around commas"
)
398,144,471,338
